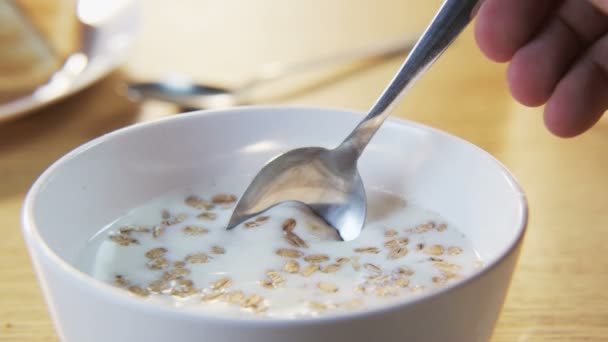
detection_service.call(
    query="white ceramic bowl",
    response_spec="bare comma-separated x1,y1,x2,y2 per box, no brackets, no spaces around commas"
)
22,106,527,342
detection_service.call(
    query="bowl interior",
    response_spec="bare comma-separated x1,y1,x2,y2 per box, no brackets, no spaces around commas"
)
27,107,526,276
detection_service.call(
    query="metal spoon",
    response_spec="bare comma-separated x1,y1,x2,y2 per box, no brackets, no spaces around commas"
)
125,36,418,109
227,0,480,241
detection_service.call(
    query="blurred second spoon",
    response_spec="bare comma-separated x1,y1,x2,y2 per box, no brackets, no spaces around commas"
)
126,36,418,109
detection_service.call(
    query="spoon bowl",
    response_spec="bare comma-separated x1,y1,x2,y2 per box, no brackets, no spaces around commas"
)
227,146,366,241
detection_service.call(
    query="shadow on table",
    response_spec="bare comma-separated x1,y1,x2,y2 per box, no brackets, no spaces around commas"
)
0,70,141,201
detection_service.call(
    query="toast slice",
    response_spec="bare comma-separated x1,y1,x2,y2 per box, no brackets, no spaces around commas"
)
0,0,81,103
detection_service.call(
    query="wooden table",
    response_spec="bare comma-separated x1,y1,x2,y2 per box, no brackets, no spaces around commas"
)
1,1,607,341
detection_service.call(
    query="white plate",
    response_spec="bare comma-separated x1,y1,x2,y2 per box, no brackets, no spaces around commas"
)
0,0,140,122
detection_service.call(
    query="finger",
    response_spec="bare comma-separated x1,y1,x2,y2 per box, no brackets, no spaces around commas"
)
474,0,555,62
590,0,608,14
544,33,608,137
506,0,608,106
506,14,582,106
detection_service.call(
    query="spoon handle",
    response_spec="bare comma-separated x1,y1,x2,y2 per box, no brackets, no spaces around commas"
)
338,0,480,157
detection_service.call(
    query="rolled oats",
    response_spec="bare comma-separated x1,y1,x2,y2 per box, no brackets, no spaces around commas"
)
301,264,319,277
197,212,217,220
260,280,275,289
317,282,338,293
211,245,226,254
242,294,263,308
384,229,398,237
432,276,446,285
387,247,408,260
128,285,149,297
148,280,169,293
119,225,150,234
393,266,414,276
212,193,237,205
266,271,285,286
212,277,232,291
309,301,328,311
350,256,361,271
336,257,350,265
304,254,329,263
363,263,382,275
145,247,167,259
152,225,165,238
171,283,199,297
163,213,187,226
394,278,410,288
201,292,224,302
185,253,210,264
283,260,300,273
185,195,214,210
321,264,341,273
354,247,380,254
424,245,445,256
285,231,308,248
109,234,138,246
447,246,463,255
276,248,303,258
182,225,209,235
93,191,481,317
163,268,190,281
146,257,170,270
226,290,245,304
114,275,130,287
281,218,296,232
244,216,270,228
433,261,461,272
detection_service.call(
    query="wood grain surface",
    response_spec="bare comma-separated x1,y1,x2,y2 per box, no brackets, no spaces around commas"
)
1,1,607,341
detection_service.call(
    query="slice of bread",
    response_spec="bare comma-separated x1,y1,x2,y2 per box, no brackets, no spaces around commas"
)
0,0,81,103
16,0,81,61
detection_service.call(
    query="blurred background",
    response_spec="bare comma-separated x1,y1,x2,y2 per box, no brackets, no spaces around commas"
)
1,1,607,341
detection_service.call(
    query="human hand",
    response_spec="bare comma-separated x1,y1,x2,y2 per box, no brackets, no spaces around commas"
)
475,0,608,137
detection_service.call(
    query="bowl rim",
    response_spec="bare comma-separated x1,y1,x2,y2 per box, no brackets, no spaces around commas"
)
21,105,528,326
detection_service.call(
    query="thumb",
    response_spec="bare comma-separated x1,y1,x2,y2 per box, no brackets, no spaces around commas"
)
590,0,608,14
